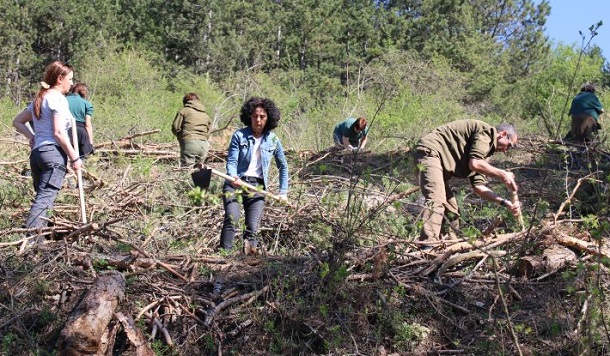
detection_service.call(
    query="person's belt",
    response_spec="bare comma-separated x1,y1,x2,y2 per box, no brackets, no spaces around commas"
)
241,176,264,184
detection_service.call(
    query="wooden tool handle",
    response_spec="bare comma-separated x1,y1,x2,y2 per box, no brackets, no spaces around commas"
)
208,167,284,203
511,191,524,227
71,118,87,223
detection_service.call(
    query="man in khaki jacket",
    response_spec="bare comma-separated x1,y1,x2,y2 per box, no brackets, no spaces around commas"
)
415,120,521,243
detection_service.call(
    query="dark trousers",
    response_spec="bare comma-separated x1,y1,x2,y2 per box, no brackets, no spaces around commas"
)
569,113,600,142
67,121,93,156
26,145,67,229
219,177,266,250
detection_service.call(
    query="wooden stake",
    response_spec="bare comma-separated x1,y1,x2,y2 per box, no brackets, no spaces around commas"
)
71,118,87,223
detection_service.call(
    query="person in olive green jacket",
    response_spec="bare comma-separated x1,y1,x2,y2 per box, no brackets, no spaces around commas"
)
415,120,521,244
172,93,211,167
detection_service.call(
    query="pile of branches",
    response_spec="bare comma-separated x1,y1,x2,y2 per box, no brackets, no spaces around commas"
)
1,133,610,354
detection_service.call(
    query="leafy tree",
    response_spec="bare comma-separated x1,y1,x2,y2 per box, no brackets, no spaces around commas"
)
380,0,550,100
497,44,606,136
0,0,37,104
277,0,343,72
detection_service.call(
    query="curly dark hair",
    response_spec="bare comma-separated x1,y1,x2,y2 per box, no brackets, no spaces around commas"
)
239,97,281,131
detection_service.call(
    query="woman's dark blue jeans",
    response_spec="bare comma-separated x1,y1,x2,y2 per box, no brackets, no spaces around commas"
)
219,178,266,250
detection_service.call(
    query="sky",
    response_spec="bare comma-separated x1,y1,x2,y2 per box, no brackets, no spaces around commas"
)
544,0,610,58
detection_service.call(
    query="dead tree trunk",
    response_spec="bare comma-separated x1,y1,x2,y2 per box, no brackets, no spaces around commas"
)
517,245,577,277
56,270,126,355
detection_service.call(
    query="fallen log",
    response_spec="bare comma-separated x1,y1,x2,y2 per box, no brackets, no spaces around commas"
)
95,129,161,148
556,232,610,260
436,250,506,277
420,231,525,276
115,312,155,356
56,271,126,355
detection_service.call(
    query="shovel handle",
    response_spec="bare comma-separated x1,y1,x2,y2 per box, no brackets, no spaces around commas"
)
71,118,87,223
208,167,284,203
511,191,524,227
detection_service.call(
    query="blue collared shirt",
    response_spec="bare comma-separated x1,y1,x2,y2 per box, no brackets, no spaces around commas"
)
225,127,289,194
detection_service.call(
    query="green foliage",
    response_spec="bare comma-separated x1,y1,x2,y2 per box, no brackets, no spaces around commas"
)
93,258,109,271
116,242,133,253
462,226,481,240
33,279,50,296
188,187,208,206
319,262,330,279
331,264,350,283
3,5,610,354
584,214,610,240
394,321,430,352
503,43,607,137
0,180,31,229
150,339,179,356
1,332,18,354
0,0,574,149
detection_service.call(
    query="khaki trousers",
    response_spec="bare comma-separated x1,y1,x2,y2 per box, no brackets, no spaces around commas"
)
415,147,460,242
179,139,210,167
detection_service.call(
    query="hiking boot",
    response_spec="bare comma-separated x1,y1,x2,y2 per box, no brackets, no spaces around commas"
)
243,240,258,255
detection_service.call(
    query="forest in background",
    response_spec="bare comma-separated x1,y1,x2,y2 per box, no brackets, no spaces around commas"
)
1,0,609,150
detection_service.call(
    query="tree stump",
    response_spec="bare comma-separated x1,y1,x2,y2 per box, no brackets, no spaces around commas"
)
517,245,577,277
56,270,126,355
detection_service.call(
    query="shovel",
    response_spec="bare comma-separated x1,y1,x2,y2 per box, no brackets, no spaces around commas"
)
191,166,285,203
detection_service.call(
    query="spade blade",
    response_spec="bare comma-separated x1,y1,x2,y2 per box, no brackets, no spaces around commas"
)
191,167,213,190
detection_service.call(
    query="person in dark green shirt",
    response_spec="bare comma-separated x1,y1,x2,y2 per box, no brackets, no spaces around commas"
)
333,117,369,150
415,120,521,244
66,83,94,156
566,83,604,142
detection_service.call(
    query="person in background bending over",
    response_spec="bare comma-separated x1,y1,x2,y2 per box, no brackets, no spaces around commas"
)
415,120,521,245
171,92,211,167
219,97,289,255
566,83,604,143
66,83,94,156
12,61,83,232
333,117,369,151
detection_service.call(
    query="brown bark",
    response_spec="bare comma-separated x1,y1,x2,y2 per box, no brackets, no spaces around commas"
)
555,232,610,259
517,245,577,277
56,271,126,356
115,312,155,356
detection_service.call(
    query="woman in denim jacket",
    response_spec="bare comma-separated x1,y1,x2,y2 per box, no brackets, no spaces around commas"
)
220,97,289,254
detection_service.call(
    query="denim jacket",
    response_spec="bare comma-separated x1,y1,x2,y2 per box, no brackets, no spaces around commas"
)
225,127,289,195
